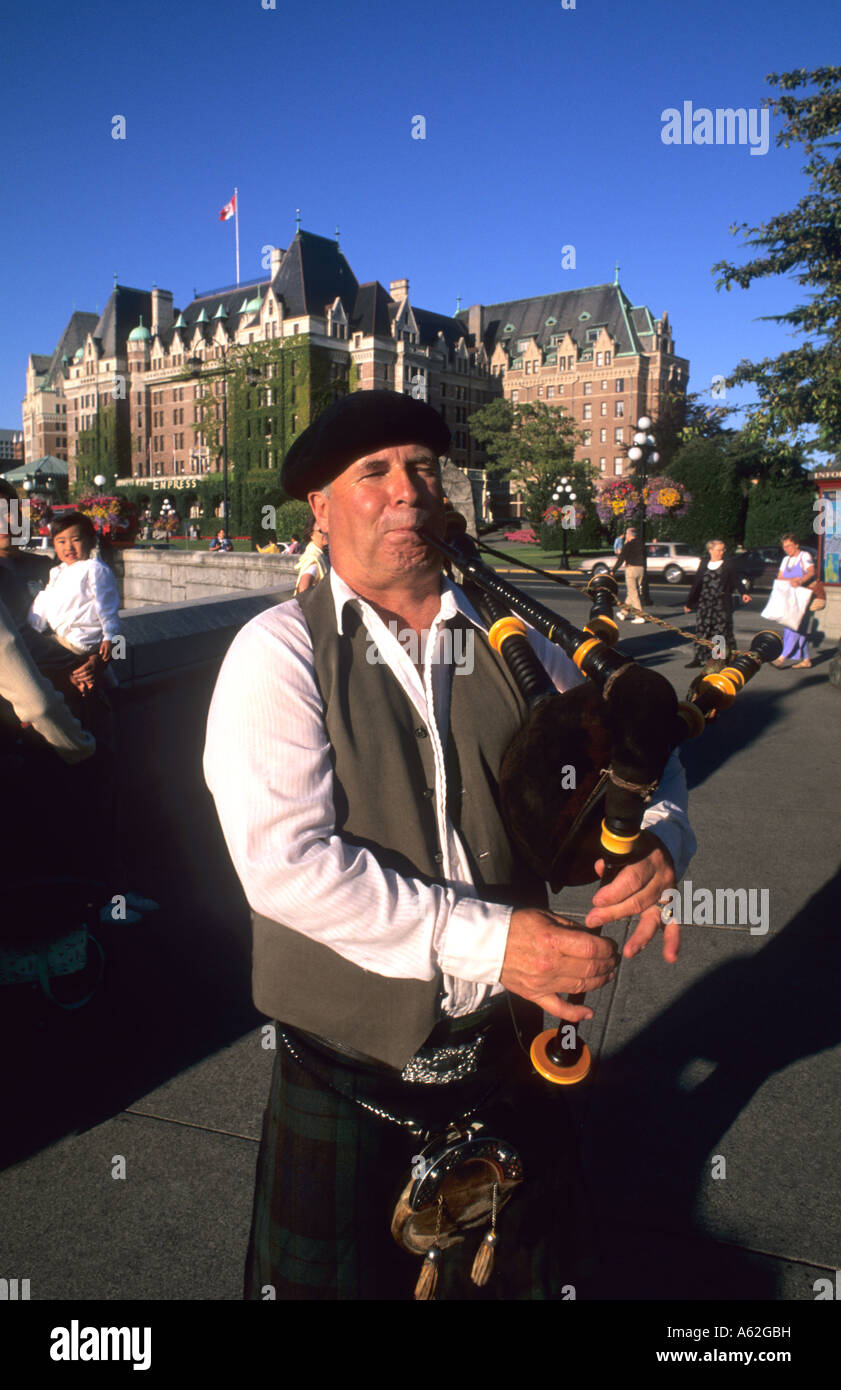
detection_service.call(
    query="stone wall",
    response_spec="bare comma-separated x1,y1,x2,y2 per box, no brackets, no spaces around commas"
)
111,548,297,609
813,588,841,642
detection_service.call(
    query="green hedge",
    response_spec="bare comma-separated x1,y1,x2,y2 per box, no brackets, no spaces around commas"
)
661,440,742,549
743,478,817,548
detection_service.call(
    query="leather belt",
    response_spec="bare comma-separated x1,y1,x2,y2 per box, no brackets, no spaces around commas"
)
292,995,508,1083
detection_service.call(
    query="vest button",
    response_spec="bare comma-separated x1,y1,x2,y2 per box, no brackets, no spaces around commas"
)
423,788,434,799
433,852,444,864
414,727,428,739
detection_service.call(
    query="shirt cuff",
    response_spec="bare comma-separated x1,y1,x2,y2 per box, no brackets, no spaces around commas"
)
641,807,696,883
437,897,512,986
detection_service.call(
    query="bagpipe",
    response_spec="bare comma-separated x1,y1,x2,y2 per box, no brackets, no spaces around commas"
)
421,521,782,1086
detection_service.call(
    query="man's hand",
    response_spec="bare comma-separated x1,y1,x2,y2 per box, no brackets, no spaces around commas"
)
500,908,619,1023
585,831,679,962
99,639,113,662
69,654,98,693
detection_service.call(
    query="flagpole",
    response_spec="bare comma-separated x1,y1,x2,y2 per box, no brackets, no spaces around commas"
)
235,186,240,286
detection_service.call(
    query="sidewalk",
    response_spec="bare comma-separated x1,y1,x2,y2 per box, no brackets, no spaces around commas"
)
1,598,838,1301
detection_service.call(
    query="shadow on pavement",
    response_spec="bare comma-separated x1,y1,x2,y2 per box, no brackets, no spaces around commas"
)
577,864,841,1299
0,667,260,1172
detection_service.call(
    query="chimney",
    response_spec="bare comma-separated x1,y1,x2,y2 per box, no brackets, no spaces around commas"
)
390,278,409,304
270,246,285,277
151,287,174,337
466,303,483,344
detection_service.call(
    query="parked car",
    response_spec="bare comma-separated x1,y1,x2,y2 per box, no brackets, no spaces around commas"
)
579,541,703,584
731,545,818,591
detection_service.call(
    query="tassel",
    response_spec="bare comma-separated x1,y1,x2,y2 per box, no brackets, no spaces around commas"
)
414,1245,441,1300
470,1229,498,1286
414,1193,444,1300
470,1181,500,1288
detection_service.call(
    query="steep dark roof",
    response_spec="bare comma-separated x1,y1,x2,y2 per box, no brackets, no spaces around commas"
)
93,287,156,358
33,313,99,388
630,304,656,339
459,284,649,358
178,278,269,335
351,282,395,337
413,307,470,350
271,230,359,318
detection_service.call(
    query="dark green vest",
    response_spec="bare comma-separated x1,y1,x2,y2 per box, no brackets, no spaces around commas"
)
251,580,546,1067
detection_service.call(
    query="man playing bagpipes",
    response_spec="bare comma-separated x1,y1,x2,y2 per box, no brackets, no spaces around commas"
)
203,391,695,1300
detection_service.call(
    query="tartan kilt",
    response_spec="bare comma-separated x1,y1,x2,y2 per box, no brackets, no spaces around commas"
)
244,1011,589,1301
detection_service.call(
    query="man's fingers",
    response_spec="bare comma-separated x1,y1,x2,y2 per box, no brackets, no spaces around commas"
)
624,906,681,961
535,995,596,1024
591,857,654,909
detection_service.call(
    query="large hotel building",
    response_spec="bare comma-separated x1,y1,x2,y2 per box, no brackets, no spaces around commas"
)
20,229,688,504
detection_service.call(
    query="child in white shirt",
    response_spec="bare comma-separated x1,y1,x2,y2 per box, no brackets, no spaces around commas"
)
28,512,121,692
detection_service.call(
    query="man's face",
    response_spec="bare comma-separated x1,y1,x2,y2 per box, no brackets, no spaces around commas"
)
310,443,445,593
54,525,91,565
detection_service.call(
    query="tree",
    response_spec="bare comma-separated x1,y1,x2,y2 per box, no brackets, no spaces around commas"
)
664,430,812,548
713,66,841,450
467,399,591,528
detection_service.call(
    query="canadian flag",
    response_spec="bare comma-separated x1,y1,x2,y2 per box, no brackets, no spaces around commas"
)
219,193,237,222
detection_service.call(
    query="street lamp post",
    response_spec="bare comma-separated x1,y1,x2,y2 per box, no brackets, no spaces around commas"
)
551,475,577,570
159,496,174,548
626,416,660,606
94,474,106,496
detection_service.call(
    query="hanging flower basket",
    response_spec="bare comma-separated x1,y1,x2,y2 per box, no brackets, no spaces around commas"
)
542,503,585,529
75,495,140,547
642,477,691,518
596,479,641,525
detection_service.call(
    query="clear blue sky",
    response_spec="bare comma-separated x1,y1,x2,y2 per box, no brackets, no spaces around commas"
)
2,0,837,451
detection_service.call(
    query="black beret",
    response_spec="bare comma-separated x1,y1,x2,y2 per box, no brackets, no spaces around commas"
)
281,389,451,500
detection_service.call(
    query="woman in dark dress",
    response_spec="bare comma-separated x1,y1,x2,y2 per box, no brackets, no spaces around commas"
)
684,539,752,668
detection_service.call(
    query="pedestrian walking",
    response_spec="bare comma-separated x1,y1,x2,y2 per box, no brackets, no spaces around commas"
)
683,540,751,668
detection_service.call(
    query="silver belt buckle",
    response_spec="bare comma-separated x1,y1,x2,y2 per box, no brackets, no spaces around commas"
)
400,1033,486,1085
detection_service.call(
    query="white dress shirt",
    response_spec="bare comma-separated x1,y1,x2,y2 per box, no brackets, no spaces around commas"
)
203,569,695,1016
28,557,121,649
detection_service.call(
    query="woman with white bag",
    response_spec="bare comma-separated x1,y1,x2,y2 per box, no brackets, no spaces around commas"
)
763,534,816,669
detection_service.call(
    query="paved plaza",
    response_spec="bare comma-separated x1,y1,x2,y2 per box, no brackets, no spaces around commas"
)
1,586,838,1304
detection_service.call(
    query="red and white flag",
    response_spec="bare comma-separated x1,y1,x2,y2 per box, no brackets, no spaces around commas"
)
219,193,237,222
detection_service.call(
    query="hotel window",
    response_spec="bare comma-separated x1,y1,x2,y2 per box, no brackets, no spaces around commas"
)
600,402,607,416
600,428,607,443
614,427,624,443
599,459,607,472
596,352,603,366
605,352,611,365
525,361,531,374
537,386,543,397
615,460,624,475
601,381,608,390
583,404,592,420
558,385,564,395
583,382,592,395
583,430,592,445
511,391,519,404
547,385,555,398
615,401,625,417
615,378,624,392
